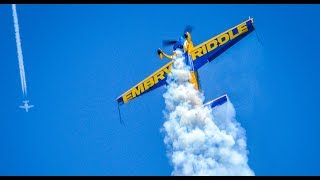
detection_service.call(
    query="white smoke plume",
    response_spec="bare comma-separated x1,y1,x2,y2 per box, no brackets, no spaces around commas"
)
12,4,28,97
162,50,254,176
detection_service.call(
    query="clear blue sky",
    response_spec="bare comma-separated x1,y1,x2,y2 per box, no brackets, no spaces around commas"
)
0,4,320,175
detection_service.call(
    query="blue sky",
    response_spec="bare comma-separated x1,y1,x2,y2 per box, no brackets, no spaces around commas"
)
0,4,320,175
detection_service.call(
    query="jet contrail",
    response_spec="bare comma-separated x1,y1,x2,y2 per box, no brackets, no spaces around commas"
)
12,4,27,97
162,50,254,176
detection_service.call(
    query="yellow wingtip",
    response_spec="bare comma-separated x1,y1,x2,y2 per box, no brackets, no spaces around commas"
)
159,53,163,59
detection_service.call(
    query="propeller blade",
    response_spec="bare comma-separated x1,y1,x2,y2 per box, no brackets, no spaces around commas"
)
162,40,177,46
184,25,194,34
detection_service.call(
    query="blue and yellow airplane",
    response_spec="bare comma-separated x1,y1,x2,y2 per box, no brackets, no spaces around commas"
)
117,17,255,110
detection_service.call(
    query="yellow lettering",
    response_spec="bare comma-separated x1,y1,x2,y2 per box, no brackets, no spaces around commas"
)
217,33,230,46
191,48,203,60
123,92,133,103
238,23,248,35
131,83,145,98
162,64,172,75
228,28,240,40
187,21,250,62
201,45,207,55
206,39,218,53
143,78,155,91
153,70,165,84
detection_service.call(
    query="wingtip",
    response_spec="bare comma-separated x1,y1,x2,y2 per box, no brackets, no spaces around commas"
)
249,16,254,24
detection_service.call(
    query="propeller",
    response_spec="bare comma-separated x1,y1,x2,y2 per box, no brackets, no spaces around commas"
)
161,25,194,47
162,40,178,47
183,25,194,34
183,25,194,38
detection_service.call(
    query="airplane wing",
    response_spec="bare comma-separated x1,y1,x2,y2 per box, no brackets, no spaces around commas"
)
28,105,34,108
19,106,25,109
191,18,255,71
117,18,255,105
117,61,173,105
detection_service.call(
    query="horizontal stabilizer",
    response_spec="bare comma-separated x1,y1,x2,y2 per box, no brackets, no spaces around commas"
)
203,94,228,109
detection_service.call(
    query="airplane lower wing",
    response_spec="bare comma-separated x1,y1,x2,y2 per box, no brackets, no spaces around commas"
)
191,18,255,70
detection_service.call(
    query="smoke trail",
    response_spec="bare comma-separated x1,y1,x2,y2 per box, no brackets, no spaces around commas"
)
12,4,27,97
162,50,254,176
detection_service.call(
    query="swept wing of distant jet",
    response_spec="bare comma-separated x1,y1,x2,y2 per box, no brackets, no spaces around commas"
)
19,100,34,112
117,17,255,109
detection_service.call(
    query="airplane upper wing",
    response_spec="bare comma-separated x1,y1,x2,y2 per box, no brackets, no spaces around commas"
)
117,61,173,105
191,18,255,71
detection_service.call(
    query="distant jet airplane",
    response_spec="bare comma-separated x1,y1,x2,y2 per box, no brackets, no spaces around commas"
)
19,100,34,112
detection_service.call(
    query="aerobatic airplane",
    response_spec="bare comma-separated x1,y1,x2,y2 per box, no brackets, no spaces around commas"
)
117,17,255,110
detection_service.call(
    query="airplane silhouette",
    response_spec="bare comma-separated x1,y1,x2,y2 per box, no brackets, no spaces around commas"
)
19,100,34,112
